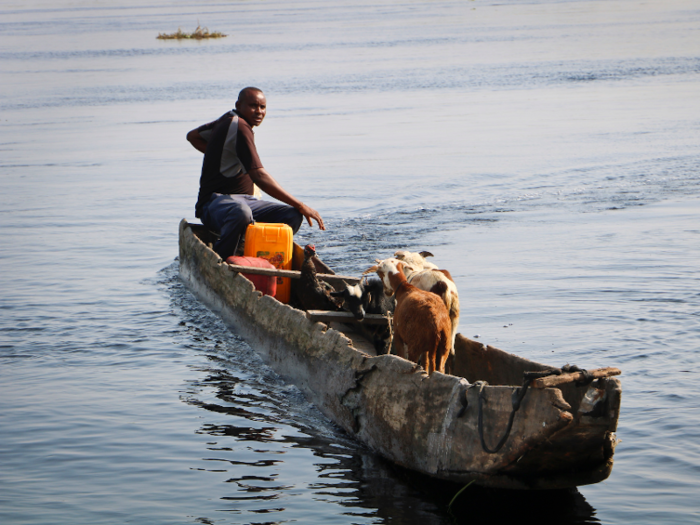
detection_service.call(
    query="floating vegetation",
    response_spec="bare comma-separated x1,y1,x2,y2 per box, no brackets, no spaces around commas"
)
448,480,475,517
157,25,227,40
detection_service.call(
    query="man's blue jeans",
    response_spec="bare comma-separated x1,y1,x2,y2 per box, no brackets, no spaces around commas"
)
200,193,303,259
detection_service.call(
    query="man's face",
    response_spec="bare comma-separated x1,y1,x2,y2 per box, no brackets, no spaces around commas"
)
236,91,267,127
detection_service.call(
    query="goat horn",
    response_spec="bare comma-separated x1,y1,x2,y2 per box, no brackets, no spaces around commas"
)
363,265,379,275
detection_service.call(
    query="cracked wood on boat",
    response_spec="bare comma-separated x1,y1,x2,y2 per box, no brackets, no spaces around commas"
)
178,219,622,490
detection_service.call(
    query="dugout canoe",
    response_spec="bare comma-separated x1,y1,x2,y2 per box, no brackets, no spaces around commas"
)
178,219,621,490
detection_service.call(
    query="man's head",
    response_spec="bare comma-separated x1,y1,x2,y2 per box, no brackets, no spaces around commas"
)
235,87,266,127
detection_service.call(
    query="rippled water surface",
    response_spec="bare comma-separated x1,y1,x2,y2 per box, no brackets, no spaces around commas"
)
1,1,699,524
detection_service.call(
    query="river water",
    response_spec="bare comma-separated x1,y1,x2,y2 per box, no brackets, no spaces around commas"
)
1,1,699,523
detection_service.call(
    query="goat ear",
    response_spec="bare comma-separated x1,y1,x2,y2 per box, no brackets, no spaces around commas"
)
419,251,434,258
374,258,383,264
362,265,378,275
397,262,413,276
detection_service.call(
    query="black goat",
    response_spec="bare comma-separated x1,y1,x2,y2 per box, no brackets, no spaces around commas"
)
331,277,395,355
296,244,343,312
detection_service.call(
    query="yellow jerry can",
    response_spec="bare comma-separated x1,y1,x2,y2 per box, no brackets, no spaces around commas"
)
243,222,293,304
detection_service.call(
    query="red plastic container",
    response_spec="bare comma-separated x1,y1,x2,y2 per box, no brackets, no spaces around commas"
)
225,256,277,297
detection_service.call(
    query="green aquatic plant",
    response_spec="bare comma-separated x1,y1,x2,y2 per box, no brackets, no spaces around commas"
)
448,480,475,517
157,25,227,40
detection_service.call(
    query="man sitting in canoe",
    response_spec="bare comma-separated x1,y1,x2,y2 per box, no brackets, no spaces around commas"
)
187,86,325,259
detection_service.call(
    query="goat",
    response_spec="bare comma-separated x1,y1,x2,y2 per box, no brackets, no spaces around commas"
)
405,268,460,354
331,276,395,321
330,277,394,355
296,244,344,312
366,257,460,356
368,258,452,375
393,250,438,277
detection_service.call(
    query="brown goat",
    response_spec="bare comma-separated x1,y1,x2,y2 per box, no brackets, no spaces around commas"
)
372,258,452,375
405,268,460,354
366,257,460,357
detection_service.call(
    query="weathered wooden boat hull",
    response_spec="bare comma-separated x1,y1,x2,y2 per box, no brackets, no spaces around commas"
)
178,219,621,490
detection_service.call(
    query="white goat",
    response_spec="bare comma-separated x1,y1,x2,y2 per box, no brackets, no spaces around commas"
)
393,250,438,276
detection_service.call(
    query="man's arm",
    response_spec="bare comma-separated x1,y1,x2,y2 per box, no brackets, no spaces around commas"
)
248,167,325,230
186,128,207,153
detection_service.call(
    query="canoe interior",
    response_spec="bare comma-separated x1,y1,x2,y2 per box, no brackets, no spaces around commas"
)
182,222,621,489
190,223,376,352
187,222,610,418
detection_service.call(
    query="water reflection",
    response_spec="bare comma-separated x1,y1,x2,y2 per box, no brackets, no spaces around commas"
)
439,484,598,525
184,355,599,525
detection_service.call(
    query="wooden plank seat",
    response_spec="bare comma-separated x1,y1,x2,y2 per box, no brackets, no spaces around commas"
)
226,262,360,287
305,310,390,325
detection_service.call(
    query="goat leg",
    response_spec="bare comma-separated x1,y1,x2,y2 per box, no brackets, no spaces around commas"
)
393,332,407,360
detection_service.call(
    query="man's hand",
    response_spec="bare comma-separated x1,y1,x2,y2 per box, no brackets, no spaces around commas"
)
297,203,325,230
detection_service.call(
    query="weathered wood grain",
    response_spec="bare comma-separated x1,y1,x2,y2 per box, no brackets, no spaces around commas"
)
532,367,621,389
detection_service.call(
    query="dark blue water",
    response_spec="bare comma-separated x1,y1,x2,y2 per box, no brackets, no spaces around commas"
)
1,1,699,523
